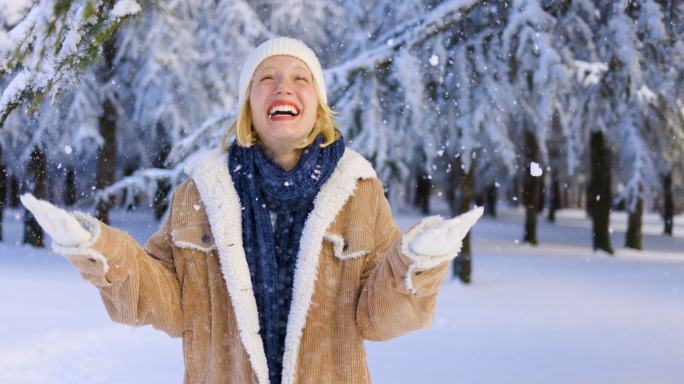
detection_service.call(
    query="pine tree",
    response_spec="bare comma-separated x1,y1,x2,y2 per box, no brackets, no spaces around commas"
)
0,143,6,241
23,145,47,247
0,0,143,126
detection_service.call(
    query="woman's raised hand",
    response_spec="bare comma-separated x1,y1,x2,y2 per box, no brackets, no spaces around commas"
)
409,206,484,258
20,193,92,247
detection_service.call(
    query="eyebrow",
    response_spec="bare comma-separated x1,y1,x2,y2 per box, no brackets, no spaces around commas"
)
257,64,310,73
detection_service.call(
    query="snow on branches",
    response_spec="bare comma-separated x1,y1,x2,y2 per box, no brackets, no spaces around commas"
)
0,0,143,126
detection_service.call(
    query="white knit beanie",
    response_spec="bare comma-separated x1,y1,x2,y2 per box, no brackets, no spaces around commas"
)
238,37,327,109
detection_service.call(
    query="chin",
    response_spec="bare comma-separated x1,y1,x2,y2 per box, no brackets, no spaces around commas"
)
259,132,306,148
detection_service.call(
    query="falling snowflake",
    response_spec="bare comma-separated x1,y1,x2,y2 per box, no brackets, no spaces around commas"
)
530,162,543,177
429,54,439,66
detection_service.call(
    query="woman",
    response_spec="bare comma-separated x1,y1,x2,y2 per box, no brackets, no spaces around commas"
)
21,37,483,384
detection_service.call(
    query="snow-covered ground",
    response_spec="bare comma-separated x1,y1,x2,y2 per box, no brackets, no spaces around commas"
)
0,206,682,383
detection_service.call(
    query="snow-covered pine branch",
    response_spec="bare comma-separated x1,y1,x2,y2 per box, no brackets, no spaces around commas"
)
325,0,485,89
121,0,490,206
0,0,143,127
94,166,180,210
502,0,571,164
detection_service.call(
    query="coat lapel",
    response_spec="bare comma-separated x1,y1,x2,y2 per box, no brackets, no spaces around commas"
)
185,147,376,384
186,148,270,384
280,148,375,384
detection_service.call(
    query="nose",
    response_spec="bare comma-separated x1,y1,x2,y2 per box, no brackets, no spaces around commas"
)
274,78,293,95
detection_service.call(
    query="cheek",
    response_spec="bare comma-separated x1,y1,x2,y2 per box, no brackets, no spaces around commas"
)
249,100,261,120
249,91,267,119
301,89,318,117
250,84,269,106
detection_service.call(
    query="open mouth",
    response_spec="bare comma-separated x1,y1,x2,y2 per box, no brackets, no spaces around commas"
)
267,101,300,121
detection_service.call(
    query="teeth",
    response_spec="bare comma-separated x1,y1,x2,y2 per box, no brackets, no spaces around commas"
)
268,104,299,117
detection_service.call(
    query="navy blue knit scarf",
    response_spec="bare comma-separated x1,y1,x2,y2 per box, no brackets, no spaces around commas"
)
228,135,345,384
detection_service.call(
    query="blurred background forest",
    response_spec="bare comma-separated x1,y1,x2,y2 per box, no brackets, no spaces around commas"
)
0,0,683,283
1,1,683,383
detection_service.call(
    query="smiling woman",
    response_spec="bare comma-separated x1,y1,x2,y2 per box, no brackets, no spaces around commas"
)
247,56,320,170
20,36,483,384
223,39,339,173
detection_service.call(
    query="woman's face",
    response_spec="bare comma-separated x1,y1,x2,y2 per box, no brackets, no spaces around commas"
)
249,55,318,154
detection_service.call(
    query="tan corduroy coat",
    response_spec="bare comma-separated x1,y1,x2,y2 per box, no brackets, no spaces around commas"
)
55,148,452,384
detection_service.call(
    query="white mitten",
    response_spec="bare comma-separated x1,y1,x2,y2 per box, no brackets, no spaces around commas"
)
408,206,484,264
20,193,93,247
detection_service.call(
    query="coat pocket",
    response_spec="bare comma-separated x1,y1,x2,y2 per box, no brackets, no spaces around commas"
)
323,232,369,260
171,223,216,253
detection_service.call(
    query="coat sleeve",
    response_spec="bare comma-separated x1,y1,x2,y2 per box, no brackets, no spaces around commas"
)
355,178,450,341
53,195,184,338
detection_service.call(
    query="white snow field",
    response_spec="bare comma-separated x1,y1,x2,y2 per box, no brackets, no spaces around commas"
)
0,206,682,383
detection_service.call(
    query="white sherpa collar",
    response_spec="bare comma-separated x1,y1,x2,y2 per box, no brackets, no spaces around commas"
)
185,146,376,384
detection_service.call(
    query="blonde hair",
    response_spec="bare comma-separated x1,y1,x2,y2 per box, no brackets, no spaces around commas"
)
221,80,340,152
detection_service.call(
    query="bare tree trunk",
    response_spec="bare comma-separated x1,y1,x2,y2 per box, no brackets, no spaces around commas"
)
484,183,497,217
448,156,474,284
547,175,560,223
23,146,47,247
0,144,6,241
523,131,541,245
63,166,77,206
95,96,117,224
625,188,643,250
537,176,545,213
154,178,171,220
511,176,520,205
588,131,614,254
120,162,139,210
95,38,118,224
663,172,674,236
9,175,20,208
414,168,432,215
153,122,172,220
